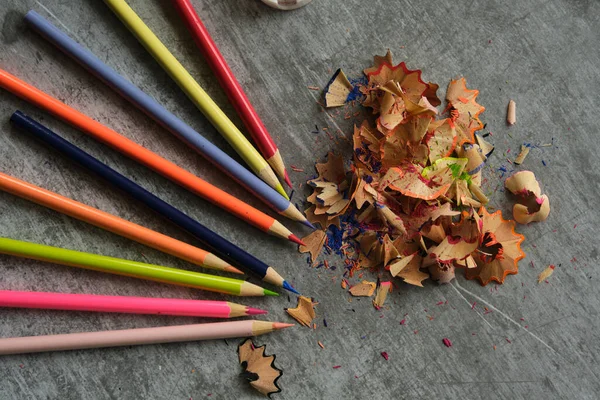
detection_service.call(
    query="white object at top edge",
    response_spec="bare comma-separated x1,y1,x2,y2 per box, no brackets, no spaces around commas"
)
261,0,312,10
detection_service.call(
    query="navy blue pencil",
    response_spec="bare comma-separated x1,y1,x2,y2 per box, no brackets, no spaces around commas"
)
10,111,299,294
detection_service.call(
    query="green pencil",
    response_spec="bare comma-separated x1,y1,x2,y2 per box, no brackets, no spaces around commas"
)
0,238,277,297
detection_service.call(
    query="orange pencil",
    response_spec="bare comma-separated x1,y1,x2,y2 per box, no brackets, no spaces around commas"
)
0,69,306,244
0,171,241,274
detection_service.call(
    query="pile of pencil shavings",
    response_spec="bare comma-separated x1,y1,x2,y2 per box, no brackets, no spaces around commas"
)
299,50,551,291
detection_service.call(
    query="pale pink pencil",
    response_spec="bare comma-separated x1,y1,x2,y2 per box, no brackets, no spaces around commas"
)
0,320,294,355
0,290,266,318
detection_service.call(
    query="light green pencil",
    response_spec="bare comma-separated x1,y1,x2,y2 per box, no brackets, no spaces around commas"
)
0,238,277,297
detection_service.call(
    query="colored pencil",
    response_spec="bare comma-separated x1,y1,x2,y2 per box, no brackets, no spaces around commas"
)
173,0,292,187
0,70,304,245
103,0,287,195
11,112,300,294
0,290,266,318
24,11,313,228
0,169,242,274
0,237,275,297
0,320,294,355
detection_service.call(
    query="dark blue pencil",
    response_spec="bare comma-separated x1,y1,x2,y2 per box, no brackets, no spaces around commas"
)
10,111,299,294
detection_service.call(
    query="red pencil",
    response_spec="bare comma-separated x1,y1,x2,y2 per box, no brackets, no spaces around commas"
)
172,0,292,187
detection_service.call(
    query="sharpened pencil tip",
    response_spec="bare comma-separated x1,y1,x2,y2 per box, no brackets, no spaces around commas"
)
264,289,279,296
283,170,292,188
224,265,245,274
274,183,290,200
246,307,268,315
282,281,300,295
288,234,306,246
273,322,295,330
301,219,316,230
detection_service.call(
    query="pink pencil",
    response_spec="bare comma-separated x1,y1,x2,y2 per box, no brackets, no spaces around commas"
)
0,320,293,355
172,0,293,187
0,290,266,318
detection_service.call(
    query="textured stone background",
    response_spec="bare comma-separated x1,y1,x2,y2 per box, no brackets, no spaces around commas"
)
0,0,599,399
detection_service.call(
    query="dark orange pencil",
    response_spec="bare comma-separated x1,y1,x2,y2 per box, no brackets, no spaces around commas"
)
0,69,305,245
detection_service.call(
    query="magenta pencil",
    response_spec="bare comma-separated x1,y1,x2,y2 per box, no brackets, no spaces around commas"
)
0,290,266,318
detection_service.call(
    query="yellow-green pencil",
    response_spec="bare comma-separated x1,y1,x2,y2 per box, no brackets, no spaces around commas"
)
0,237,277,297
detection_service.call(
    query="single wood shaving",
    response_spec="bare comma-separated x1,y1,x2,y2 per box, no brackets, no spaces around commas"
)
373,281,391,308
446,78,486,145
475,134,495,157
538,265,555,283
285,296,316,327
238,339,282,397
465,208,525,286
298,230,327,265
349,280,377,296
514,145,530,165
325,69,353,107
505,171,550,224
507,100,516,125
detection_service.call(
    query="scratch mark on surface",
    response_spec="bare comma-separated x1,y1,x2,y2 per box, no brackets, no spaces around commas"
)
169,373,186,398
34,1,79,41
452,280,557,353
449,283,494,329
526,315,571,332
436,379,545,385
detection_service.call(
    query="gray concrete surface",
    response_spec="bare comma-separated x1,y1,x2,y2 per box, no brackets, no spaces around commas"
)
0,0,599,398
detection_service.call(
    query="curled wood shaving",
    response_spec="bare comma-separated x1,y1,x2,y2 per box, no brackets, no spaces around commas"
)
465,208,525,286
514,145,530,165
505,171,550,224
238,339,283,397
446,78,485,145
